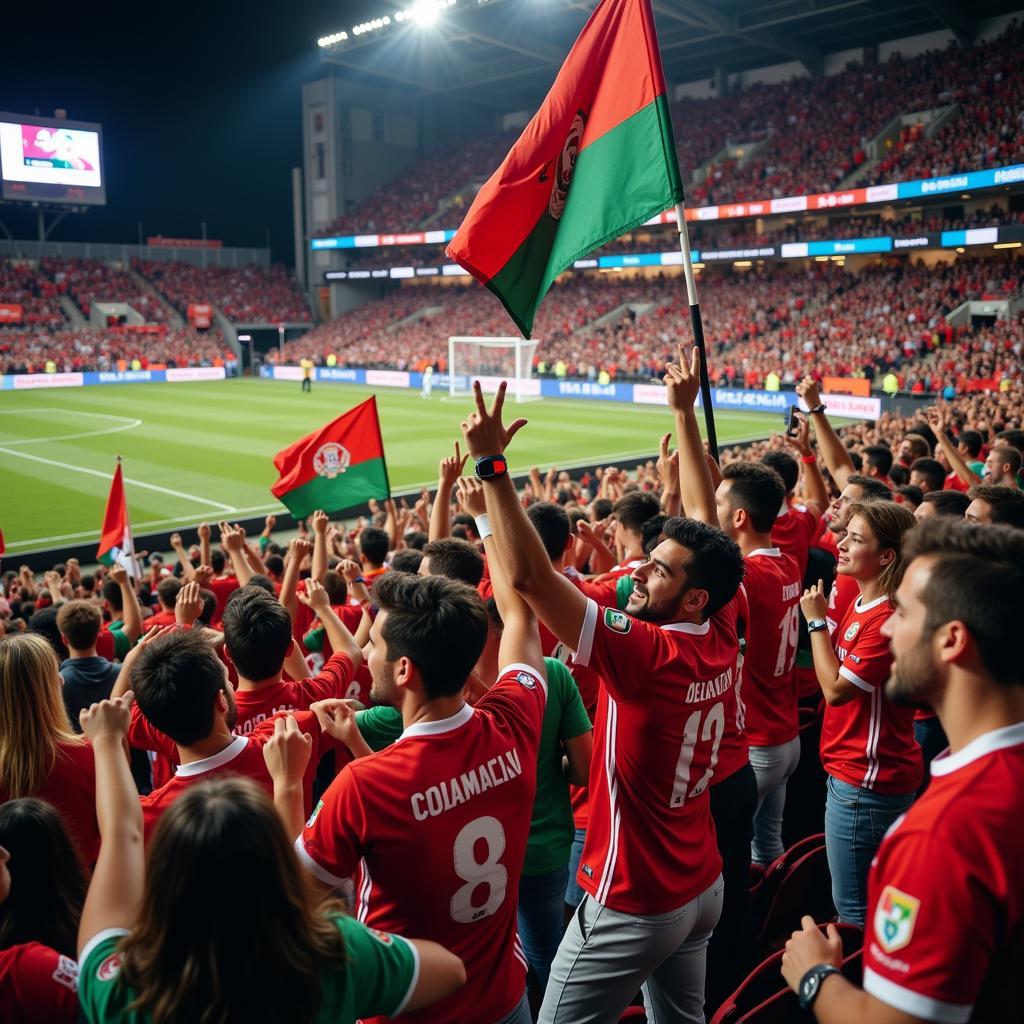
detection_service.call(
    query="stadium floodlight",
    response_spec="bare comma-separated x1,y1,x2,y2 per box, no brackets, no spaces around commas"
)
317,30,348,46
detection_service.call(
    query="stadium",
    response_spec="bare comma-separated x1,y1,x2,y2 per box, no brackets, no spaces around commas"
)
1,1,1023,1022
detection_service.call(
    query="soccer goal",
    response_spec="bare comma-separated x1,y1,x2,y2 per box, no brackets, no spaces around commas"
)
447,336,542,403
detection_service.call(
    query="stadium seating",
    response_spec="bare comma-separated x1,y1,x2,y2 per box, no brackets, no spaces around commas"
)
0,259,67,328
40,257,174,324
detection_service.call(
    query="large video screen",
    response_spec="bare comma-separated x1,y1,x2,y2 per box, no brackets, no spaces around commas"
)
0,113,105,205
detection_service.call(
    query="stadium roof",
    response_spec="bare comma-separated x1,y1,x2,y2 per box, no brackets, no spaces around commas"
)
317,0,1022,110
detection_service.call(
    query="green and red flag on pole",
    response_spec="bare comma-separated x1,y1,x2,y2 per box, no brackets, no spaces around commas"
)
446,0,683,338
97,459,141,578
271,396,391,518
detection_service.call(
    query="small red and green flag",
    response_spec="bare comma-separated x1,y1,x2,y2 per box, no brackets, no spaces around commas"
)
446,0,682,338
97,460,141,577
271,396,391,518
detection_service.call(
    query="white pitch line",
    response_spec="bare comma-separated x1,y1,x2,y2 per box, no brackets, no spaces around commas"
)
1,418,143,446
0,446,236,513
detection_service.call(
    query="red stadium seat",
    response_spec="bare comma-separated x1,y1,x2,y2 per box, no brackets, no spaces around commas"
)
759,846,835,952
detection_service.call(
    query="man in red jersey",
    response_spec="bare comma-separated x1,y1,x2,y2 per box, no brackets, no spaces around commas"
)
783,519,1024,1023
463,370,744,1024
297,568,546,1024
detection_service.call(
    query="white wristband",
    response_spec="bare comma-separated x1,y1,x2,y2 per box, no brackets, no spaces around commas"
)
474,514,493,541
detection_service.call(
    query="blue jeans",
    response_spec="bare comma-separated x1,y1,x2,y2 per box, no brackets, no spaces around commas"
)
519,864,570,990
749,738,801,865
564,828,586,908
824,775,915,925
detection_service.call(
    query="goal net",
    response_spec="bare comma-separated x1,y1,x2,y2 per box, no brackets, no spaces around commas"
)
447,336,541,403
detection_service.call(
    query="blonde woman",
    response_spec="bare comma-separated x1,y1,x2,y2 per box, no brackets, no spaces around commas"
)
0,634,99,863
799,501,921,926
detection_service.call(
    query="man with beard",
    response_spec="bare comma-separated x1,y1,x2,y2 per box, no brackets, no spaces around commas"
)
120,627,339,843
296,570,547,1024
458,372,745,1024
782,518,1024,1023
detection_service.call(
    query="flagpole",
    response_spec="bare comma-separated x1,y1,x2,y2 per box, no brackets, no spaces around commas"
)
117,455,142,579
674,202,719,460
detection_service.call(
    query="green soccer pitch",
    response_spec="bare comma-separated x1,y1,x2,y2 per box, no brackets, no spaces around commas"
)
0,378,794,554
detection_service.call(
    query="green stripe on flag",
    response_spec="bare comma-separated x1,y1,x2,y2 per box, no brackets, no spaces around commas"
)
275,457,391,519
489,94,681,337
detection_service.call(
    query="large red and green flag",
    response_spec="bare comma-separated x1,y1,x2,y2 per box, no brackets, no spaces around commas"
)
446,0,682,338
271,396,391,518
97,460,141,578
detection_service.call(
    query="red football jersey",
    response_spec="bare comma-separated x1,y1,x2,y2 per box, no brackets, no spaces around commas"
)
233,652,355,736
136,709,337,843
771,505,819,577
0,943,79,1024
207,574,239,623
821,595,922,794
572,595,742,914
826,572,860,637
740,548,802,747
145,609,177,628
864,723,1024,1022
297,663,547,1024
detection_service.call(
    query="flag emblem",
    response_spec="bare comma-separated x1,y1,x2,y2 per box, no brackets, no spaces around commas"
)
313,442,351,480
604,608,632,634
96,953,123,982
548,109,587,220
874,885,920,953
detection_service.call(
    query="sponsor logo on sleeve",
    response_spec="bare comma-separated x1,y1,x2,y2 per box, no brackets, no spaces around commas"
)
53,955,78,992
516,671,537,689
874,885,920,953
604,608,632,634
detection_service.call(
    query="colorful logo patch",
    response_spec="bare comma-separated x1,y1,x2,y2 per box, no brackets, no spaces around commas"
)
306,799,324,828
516,671,537,689
874,885,920,953
844,622,861,643
604,608,632,634
312,442,350,479
96,953,123,982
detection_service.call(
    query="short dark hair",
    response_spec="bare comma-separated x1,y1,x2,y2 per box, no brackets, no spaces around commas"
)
897,485,924,509
403,530,428,551
198,589,218,626
264,554,284,579
641,514,668,556
56,600,102,650
721,463,787,533
372,573,488,700
995,428,1024,453
101,578,124,611
968,485,1024,529
210,550,226,573
323,570,347,604
847,474,893,502
958,429,983,457
590,498,613,521
920,490,971,517
909,457,946,493
888,464,909,486
526,502,571,561
389,549,424,574
761,450,798,493
133,630,228,746
359,527,390,566
904,519,1024,686
451,514,479,540
221,588,292,681
244,574,275,595
661,517,744,618
990,446,1023,476
156,577,182,608
863,445,894,477
612,491,661,533
422,539,484,586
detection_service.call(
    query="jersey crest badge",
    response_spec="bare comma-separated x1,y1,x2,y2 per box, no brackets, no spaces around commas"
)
96,952,123,982
313,442,350,480
874,885,919,953
604,608,632,634
844,622,861,643
516,671,537,689
369,928,394,945
306,799,324,828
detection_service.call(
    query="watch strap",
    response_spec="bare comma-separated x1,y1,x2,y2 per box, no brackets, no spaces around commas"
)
807,618,828,633
475,455,508,480
799,964,840,1011
808,403,827,415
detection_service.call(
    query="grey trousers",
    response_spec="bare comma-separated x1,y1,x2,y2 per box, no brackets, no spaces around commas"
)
538,876,725,1024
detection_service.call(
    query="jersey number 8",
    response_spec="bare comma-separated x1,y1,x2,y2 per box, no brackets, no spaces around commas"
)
450,815,508,924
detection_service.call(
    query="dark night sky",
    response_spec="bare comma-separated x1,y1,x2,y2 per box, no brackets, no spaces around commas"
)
2,2,373,265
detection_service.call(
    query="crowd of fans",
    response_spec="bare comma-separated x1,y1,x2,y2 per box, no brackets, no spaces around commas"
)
133,260,312,324
1,362,1021,1023
0,326,233,374
40,258,173,325
0,261,67,328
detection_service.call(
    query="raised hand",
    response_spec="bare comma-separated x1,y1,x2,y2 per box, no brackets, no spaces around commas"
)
310,698,363,751
80,691,134,742
297,578,331,612
194,565,215,587
657,432,679,485
262,714,313,789
169,532,184,549
455,476,487,518
109,563,128,586
338,559,363,584
288,536,313,563
799,579,828,622
663,344,702,413
796,376,822,411
197,522,211,542
311,510,329,535
175,580,204,627
460,380,528,459
264,514,277,533
439,440,469,489
782,411,812,456
219,521,245,552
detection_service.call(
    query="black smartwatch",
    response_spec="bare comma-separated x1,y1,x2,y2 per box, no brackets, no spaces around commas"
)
807,617,828,633
475,455,508,480
798,963,840,1011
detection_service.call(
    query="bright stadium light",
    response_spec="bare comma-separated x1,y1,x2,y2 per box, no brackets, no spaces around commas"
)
317,30,348,46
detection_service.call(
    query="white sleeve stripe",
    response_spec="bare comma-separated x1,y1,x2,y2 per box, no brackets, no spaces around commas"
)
79,927,131,968
293,836,349,888
499,662,548,696
391,936,422,1016
839,665,875,693
863,967,972,1023
574,599,599,668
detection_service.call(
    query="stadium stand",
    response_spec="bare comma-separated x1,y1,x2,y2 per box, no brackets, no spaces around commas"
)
40,258,174,324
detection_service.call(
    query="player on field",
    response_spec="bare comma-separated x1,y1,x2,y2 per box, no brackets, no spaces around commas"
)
783,519,1024,1023
421,363,434,399
799,500,921,926
301,355,314,392
462,369,745,1024
296,567,547,1024
74,695,466,1023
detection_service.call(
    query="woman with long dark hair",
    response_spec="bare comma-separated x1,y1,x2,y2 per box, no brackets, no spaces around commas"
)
800,500,922,926
76,698,465,1024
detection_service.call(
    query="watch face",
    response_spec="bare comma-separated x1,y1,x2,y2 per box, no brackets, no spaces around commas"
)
802,974,818,1001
